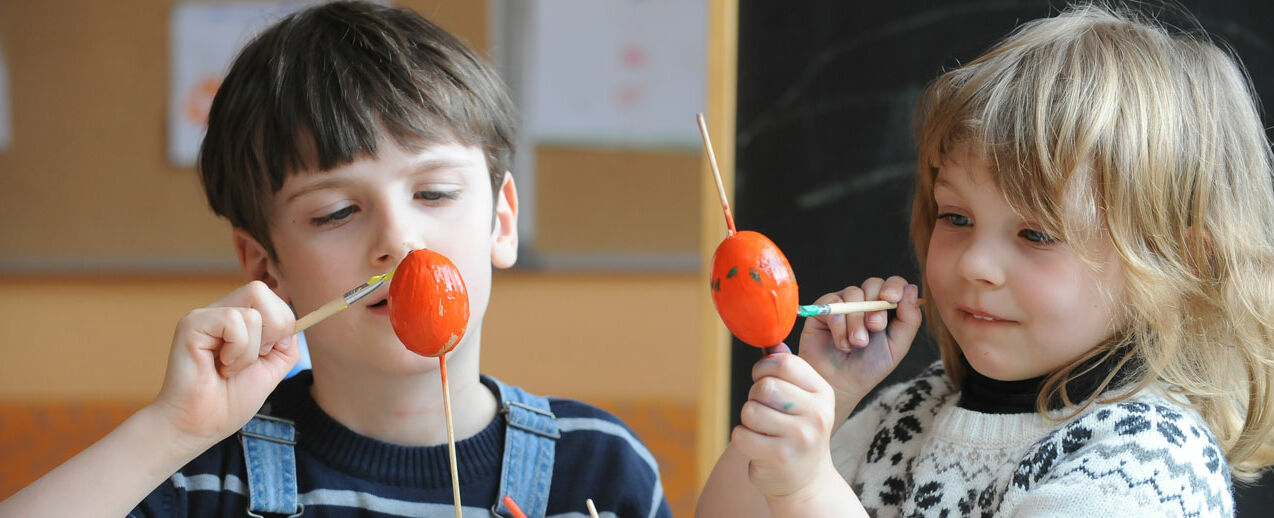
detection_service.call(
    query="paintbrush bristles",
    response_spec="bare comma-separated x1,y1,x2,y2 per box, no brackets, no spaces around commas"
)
697,113,737,235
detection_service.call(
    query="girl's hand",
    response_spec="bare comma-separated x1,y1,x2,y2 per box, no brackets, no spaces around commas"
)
149,281,302,450
799,276,922,423
731,350,846,502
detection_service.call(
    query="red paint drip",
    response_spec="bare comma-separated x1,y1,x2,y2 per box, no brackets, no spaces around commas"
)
439,352,448,385
503,495,528,518
723,207,737,235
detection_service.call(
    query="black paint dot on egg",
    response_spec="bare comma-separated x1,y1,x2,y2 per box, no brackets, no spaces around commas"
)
727,266,738,278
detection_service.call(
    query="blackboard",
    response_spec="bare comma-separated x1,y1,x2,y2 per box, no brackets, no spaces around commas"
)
732,0,1274,510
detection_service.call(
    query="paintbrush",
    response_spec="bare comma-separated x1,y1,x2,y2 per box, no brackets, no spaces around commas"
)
796,298,926,317
293,270,395,333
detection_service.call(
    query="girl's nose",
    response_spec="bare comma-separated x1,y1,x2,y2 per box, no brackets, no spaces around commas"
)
956,235,1005,287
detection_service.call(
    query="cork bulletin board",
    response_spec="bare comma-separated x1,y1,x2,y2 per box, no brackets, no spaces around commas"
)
0,0,700,273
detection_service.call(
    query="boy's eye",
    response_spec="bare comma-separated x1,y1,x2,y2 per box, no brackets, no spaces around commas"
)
311,205,358,226
416,190,459,201
1020,228,1057,244
937,213,971,226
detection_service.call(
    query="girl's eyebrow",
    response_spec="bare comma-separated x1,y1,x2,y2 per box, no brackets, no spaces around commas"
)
933,177,959,196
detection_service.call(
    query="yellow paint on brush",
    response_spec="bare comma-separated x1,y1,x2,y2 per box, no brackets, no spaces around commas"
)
368,268,396,285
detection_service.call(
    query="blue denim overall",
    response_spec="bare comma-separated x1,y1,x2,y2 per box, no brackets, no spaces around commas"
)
239,376,560,517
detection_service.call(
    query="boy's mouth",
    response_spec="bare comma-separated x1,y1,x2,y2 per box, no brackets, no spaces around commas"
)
369,297,388,308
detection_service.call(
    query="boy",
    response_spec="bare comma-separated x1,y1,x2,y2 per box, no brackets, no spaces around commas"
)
0,2,670,517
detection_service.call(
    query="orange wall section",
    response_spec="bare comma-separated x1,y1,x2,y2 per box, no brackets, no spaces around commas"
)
0,272,701,403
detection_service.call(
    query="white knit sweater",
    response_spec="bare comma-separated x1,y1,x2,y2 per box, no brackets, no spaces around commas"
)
831,362,1233,517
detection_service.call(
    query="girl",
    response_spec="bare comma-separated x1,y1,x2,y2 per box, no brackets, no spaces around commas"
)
698,4,1274,517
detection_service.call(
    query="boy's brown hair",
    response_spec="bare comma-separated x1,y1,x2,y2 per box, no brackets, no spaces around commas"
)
199,0,516,258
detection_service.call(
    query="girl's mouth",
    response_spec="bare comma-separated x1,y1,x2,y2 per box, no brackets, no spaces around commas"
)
957,305,1013,323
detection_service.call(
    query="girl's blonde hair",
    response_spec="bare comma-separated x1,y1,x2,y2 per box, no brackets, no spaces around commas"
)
911,3,1274,481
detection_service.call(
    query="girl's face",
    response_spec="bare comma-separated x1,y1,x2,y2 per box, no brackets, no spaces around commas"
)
925,149,1125,381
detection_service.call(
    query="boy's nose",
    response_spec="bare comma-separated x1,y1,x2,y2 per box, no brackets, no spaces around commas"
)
371,208,425,267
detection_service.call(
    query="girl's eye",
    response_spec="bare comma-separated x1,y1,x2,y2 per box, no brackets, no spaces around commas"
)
1020,228,1057,244
416,190,459,202
311,205,358,226
937,213,971,227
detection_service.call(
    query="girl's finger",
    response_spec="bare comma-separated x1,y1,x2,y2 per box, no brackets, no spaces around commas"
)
836,286,869,348
751,351,831,395
886,284,923,354
867,276,909,332
807,291,850,351
738,397,807,437
747,375,814,415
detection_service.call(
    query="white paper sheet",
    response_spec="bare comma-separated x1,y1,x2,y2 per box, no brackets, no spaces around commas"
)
168,1,310,167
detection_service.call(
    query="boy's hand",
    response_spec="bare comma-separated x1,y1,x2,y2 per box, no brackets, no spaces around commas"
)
151,281,301,450
799,276,921,423
731,351,845,501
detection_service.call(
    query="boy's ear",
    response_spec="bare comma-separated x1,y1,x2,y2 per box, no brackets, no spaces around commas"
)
232,228,288,299
491,171,519,269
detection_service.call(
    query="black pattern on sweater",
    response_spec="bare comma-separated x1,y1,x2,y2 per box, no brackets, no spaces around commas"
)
831,362,1233,517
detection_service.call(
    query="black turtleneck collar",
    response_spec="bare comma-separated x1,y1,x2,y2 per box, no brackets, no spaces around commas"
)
957,347,1138,414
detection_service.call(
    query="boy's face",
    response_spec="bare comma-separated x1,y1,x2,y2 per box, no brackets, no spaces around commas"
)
925,149,1124,381
236,137,518,375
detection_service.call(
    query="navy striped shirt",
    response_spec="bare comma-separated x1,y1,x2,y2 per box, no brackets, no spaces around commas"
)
130,372,670,517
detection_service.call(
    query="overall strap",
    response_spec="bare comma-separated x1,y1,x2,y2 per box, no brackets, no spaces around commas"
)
240,411,303,517
486,376,560,518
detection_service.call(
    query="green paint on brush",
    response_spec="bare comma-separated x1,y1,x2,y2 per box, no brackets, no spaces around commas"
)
797,304,825,317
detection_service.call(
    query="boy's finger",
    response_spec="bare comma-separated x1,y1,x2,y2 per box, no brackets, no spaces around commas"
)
222,308,263,376
256,334,303,382
237,281,295,354
209,280,270,309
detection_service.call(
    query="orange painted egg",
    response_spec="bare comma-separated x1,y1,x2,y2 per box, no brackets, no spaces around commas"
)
709,230,799,347
388,249,470,357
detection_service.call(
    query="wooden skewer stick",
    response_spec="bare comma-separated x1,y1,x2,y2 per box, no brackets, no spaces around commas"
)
439,353,463,518
697,113,737,235
586,498,601,518
797,298,926,317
